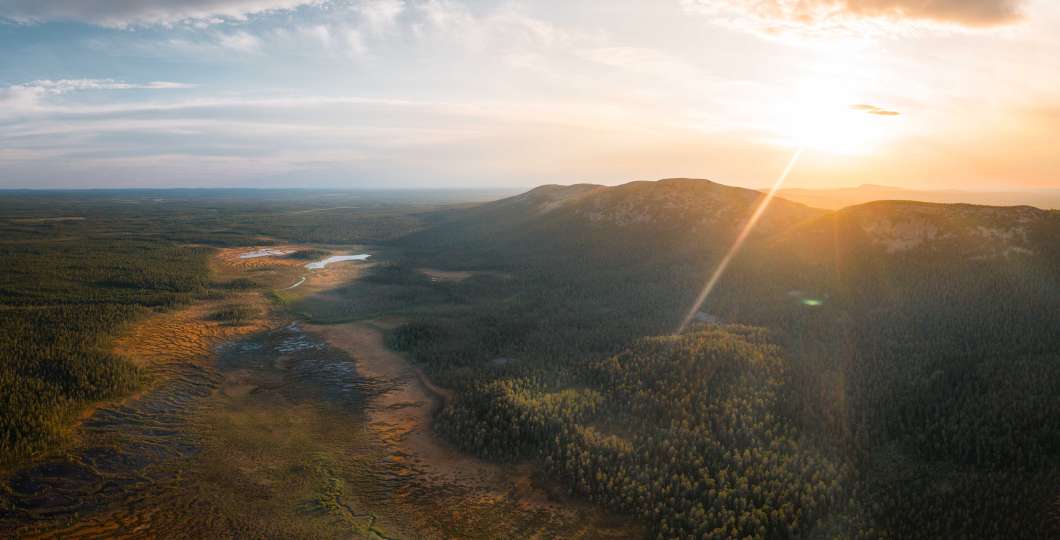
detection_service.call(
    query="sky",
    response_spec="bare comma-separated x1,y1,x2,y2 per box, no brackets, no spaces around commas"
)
1,0,1058,190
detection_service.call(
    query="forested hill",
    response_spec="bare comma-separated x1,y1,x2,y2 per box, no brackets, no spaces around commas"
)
398,179,1060,333
390,179,1060,538
777,199,1058,261
402,178,824,266
402,179,1059,294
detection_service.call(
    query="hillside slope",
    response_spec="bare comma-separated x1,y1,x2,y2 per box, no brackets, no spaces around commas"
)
391,179,1060,538
403,178,823,269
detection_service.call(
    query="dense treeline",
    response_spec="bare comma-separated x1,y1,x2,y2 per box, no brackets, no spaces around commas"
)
771,248,1060,537
398,326,851,538
0,190,431,247
285,249,330,260
388,190,1060,538
0,239,211,460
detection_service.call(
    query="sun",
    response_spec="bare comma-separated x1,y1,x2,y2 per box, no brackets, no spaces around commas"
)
780,81,893,155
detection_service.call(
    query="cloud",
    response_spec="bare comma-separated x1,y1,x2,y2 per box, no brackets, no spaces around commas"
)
0,85,46,112
579,47,702,80
217,30,263,52
851,103,900,115
0,79,195,115
0,0,324,28
0,84,672,188
345,29,367,57
685,0,1027,37
412,1,567,52
357,0,405,35
27,79,196,93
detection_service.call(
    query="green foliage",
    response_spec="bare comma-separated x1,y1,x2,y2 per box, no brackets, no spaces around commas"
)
267,290,292,306
220,277,261,290
0,239,210,460
398,322,848,538
207,304,260,324
286,249,330,260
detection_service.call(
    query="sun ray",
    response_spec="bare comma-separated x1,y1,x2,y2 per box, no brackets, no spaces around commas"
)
677,147,804,334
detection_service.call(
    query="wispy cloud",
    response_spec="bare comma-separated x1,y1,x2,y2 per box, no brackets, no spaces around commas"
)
579,47,702,80
357,0,405,35
851,103,901,116
0,82,680,187
412,1,568,52
1,79,196,115
217,30,263,52
26,79,196,93
0,0,325,28
685,0,1027,38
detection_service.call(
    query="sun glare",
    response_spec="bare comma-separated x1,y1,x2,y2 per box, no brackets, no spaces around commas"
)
781,81,893,155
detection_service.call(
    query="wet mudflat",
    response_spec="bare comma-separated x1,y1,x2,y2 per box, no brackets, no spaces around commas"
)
0,322,377,538
0,361,217,537
1,323,633,538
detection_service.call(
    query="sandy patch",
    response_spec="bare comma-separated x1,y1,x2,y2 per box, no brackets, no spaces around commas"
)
306,322,472,479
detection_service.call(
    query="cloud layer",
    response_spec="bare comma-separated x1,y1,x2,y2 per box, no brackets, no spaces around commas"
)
0,0,323,28
688,0,1027,36
1,1,1056,190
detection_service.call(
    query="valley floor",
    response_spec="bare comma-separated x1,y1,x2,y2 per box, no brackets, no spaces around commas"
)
0,246,637,539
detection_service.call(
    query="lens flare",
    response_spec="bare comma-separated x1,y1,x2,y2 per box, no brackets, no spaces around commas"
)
677,147,804,334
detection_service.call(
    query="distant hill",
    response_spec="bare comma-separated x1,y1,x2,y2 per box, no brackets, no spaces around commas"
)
407,178,1060,276
405,178,824,264
411,177,1060,258
404,179,1059,307
776,184,1060,210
